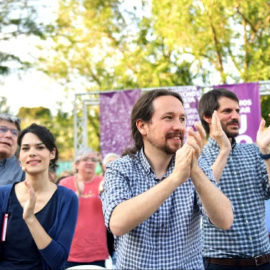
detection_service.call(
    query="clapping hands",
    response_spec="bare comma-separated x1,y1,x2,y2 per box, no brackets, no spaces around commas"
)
256,115,270,153
211,111,231,152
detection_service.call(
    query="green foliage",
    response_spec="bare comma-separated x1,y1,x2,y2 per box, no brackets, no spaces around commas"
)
87,106,101,151
40,0,195,91
24,0,270,154
152,0,270,84
17,106,74,160
260,95,270,127
40,0,270,88
52,110,74,160
1,0,269,159
18,106,51,120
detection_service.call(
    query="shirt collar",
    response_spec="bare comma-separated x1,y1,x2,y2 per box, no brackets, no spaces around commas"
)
0,156,17,167
137,148,153,175
137,148,175,179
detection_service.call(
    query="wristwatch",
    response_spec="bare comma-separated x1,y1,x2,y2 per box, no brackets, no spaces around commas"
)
259,153,270,160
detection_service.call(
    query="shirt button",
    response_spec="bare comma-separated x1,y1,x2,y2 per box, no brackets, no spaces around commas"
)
249,237,252,241
246,220,249,223
238,188,241,191
233,172,237,175
241,204,244,207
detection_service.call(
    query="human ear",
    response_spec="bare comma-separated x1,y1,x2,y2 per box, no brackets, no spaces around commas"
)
50,148,56,160
203,115,212,124
136,119,147,135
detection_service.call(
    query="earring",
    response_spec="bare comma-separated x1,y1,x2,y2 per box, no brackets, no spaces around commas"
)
49,161,53,168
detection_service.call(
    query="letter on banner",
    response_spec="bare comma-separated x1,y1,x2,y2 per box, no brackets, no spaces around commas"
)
214,83,261,143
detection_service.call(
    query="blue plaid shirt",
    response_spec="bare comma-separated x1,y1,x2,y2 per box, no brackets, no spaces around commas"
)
101,148,217,270
201,138,270,258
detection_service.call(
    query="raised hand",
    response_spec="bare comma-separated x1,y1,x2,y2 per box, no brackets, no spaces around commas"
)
172,143,194,185
256,117,270,153
185,122,206,161
74,174,84,197
209,111,231,181
23,181,36,222
211,111,231,152
99,179,105,195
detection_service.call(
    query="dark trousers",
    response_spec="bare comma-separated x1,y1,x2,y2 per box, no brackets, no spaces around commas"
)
204,257,270,270
64,260,105,269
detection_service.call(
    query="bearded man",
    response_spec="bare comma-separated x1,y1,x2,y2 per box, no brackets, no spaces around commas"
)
101,89,233,270
199,88,270,270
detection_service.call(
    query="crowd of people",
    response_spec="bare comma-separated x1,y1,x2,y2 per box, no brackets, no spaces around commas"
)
0,87,270,270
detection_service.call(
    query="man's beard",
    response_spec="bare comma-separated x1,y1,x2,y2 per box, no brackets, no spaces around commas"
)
225,130,239,138
146,133,184,155
222,120,239,138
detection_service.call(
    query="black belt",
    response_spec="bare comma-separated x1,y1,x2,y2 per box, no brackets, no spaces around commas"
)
207,254,270,266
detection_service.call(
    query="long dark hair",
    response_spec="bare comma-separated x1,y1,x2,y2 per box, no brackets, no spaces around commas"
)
123,89,184,156
17,123,59,171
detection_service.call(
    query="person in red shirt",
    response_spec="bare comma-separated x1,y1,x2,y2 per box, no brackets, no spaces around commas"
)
59,147,109,268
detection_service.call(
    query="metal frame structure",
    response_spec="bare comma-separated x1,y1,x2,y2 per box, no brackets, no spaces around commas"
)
73,81,270,154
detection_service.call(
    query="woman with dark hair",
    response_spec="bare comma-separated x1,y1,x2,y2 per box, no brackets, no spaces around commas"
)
0,123,78,270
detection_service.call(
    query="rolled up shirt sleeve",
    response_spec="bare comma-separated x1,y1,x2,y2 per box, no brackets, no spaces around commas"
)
101,160,132,230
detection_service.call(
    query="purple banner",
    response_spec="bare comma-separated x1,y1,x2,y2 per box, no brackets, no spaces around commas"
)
214,82,261,143
100,89,141,158
168,86,202,142
171,86,202,127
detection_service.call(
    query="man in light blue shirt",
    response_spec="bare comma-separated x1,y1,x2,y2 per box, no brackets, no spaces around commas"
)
0,113,25,185
101,89,233,270
199,88,270,270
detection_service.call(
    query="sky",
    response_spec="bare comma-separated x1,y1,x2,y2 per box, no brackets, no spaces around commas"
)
0,0,157,116
0,0,75,116
0,70,74,116
0,0,230,116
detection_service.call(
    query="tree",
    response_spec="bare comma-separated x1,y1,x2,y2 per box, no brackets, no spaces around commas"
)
18,106,51,122
260,95,270,126
52,109,74,160
40,0,195,92
0,0,50,78
17,106,74,160
38,0,270,151
152,0,270,84
41,0,270,88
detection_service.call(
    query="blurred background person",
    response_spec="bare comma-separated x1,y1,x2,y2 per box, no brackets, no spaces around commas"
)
96,151,104,176
59,147,109,268
0,113,25,186
99,153,119,269
0,123,78,269
98,153,119,195
55,170,74,185
102,153,119,173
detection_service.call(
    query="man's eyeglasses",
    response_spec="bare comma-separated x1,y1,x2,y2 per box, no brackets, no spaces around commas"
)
0,126,19,137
